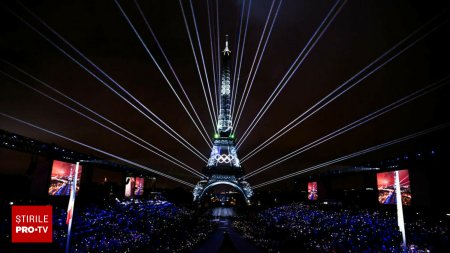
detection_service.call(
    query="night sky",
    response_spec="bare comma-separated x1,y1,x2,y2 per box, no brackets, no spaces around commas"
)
1,0,450,190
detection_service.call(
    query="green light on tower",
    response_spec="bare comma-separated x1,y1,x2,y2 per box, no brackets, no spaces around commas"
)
214,133,219,139
230,134,235,139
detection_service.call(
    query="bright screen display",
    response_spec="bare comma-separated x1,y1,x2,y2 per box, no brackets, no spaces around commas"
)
48,160,83,196
125,177,145,197
134,177,144,196
307,182,318,200
125,177,135,198
377,169,411,205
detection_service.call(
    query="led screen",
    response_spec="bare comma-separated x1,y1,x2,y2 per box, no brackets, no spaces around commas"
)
377,169,411,205
48,160,82,196
125,177,145,197
307,182,318,200
125,177,135,198
134,177,144,196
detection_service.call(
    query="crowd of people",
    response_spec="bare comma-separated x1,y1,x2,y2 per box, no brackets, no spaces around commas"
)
53,199,214,253
2,198,449,252
233,203,449,253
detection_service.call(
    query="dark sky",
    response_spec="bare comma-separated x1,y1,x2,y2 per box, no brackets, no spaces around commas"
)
1,0,450,190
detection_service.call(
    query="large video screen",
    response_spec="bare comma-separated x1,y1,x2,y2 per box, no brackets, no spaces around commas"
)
125,177,135,198
377,169,411,205
307,182,318,200
48,160,83,196
134,177,144,196
125,177,145,197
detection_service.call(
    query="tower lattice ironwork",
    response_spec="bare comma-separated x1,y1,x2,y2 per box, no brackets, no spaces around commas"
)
193,36,253,203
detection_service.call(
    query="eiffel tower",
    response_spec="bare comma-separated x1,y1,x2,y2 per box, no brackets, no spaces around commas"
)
193,35,253,203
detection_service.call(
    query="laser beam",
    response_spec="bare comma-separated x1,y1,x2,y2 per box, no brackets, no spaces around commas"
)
234,0,282,132
244,76,450,179
206,0,219,116
116,0,212,148
0,112,196,187
239,9,449,156
178,0,217,131
215,0,221,116
237,0,347,148
0,68,205,178
253,122,450,188
231,0,246,120
11,2,208,162
188,0,218,122
231,0,252,120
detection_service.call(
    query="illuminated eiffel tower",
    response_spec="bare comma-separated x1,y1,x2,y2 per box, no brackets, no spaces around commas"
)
193,36,253,203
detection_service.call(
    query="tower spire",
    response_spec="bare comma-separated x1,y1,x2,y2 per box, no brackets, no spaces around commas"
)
223,34,231,55
217,35,232,135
